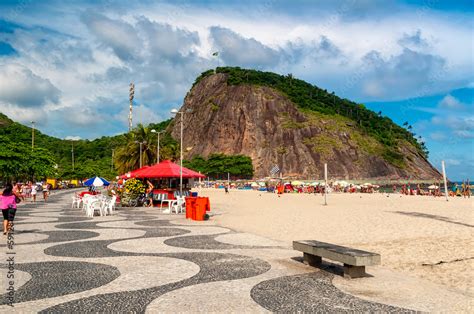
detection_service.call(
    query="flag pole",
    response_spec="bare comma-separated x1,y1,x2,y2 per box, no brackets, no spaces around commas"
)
324,163,328,205
442,160,448,202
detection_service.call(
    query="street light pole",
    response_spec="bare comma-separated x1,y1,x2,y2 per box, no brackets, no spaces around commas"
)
31,121,35,149
71,142,75,171
151,130,165,164
171,108,191,197
111,149,115,171
135,141,146,168
139,142,143,168
180,112,183,196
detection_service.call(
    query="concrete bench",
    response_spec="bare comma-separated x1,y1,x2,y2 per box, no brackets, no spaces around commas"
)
293,240,381,278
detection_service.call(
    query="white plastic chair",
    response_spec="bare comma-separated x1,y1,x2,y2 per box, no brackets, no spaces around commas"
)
81,194,93,211
170,197,185,214
71,195,81,208
106,195,116,215
157,193,173,214
88,200,106,217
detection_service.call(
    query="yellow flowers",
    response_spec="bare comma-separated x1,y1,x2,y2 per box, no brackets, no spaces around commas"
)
123,179,146,197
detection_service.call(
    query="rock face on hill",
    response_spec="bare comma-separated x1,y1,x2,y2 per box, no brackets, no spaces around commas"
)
169,73,441,180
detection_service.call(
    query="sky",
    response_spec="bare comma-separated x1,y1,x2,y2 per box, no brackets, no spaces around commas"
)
0,0,472,180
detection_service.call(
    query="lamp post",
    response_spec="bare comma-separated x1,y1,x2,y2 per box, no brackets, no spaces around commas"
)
71,141,75,171
151,129,165,164
171,108,192,196
31,121,35,149
135,141,146,168
111,149,115,171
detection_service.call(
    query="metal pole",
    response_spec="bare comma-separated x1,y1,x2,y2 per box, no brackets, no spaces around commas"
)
139,142,143,168
324,163,328,205
441,160,448,202
72,142,74,171
111,149,114,171
157,132,160,164
228,172,230,186
129,83,134,132
31,121,35,148
180,112,183,197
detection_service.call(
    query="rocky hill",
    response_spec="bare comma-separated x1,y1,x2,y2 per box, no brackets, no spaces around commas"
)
169,68,442,180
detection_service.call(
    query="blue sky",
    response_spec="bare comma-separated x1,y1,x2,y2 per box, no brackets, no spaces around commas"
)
0,0,472,179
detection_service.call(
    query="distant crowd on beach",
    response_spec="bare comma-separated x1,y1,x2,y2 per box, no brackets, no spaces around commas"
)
201,180,471,198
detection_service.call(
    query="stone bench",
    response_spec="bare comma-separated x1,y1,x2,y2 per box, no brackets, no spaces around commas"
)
293,240,381,278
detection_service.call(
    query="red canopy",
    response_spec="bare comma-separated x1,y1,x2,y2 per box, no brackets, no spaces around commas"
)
119,166,150,179
134,160,205,179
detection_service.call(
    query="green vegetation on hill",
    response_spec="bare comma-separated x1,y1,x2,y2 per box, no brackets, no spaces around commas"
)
0,117,127,180
0,113,254,181
195,67,428,167
184,154,254,179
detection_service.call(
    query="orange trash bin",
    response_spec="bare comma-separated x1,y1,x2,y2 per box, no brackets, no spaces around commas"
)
194,197,207,221
205,197,210,211
185,197,197,219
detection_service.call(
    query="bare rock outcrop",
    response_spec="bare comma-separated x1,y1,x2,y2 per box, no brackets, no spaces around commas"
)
169,73,441,180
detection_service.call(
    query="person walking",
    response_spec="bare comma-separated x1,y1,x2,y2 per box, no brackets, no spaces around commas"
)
1,183,19,235
42,182,49,202
31,183,38,202
21,183,27,201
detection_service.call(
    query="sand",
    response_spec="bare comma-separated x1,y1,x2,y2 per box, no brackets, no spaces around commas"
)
199,188,473,310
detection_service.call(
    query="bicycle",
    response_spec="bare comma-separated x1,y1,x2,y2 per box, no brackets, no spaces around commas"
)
128,193,151,207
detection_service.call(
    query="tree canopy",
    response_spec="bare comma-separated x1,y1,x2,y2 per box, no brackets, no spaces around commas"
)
184,154,253,179
0,135,57,181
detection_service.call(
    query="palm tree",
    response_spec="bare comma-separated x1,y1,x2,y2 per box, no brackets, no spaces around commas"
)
114,124,179,173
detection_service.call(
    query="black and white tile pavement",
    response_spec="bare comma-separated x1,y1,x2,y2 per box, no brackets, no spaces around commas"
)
0,191,412,312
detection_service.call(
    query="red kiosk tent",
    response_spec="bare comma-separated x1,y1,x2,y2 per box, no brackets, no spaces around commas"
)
133,160,205,204
134,160,205,179
119,166,150,179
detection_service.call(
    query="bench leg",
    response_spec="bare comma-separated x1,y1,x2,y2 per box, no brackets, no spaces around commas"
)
303,253,322,267
343,264,366,278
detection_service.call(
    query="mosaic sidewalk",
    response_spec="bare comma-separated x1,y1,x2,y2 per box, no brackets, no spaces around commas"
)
0,191,412,312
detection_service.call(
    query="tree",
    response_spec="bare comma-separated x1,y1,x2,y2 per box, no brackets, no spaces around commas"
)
114,124,179,174
184,154,253,179
0,135,56,181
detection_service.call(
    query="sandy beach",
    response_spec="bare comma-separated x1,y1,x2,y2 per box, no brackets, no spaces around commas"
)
200,188,473,309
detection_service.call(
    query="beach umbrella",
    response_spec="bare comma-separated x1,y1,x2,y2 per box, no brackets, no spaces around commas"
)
84,176,110,187
428,185,439,189
258,182,266,186
250,182,259,187
291,180,304,186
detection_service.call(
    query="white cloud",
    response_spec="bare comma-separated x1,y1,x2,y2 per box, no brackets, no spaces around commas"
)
65,135,81,140
429,132,447,141
0,63,60,107
438,94,464,109
398,30,429,49
445,158,461,166
0,1,472,140
81,12,142,61
209,26,281,68
0,103,48,126
112,104,165,128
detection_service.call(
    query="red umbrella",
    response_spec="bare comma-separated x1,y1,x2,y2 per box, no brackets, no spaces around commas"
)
135,160,205,179
119,166,150,179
